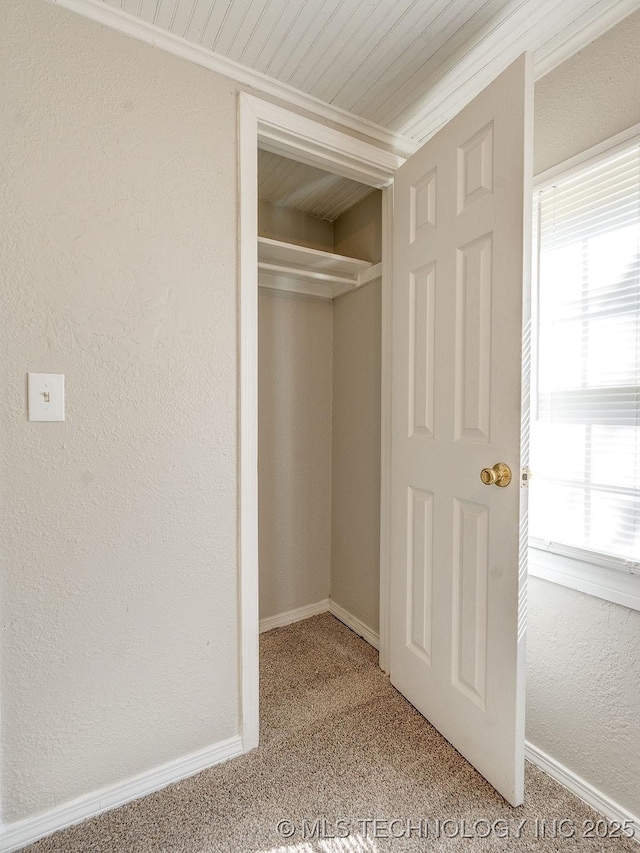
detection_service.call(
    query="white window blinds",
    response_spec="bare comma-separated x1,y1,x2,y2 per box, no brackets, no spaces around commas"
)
530,140,640,568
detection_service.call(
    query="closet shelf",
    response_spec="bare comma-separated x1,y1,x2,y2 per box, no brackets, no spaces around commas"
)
258,236,381,299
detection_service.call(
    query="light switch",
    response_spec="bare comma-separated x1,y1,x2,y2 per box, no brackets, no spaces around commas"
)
28,373,65,422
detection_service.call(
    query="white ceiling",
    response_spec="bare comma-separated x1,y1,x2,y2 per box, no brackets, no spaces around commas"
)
60,0,638,216
125,0,510,133
258,150,373,220
75,0,640,220
98,0,637,144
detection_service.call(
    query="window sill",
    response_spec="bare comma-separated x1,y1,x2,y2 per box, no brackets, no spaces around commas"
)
528,547,640,613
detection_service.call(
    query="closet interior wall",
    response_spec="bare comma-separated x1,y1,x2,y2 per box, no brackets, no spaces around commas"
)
258,283,333,621
331,193,382,634
258,191,382,638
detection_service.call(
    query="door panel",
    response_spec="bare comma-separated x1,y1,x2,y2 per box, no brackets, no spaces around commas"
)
390,54,532,807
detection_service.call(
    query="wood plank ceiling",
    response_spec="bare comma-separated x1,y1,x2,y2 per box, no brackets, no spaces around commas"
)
100,0,637,216
258,150,373,220
115,0,511,143
106,0,635,141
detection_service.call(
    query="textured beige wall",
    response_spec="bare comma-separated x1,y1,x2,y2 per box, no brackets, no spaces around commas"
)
1,2,382,821
331,281,382,633
528,10,640,817
258,190,382,630
333,190,382,262
258,290,333,619
534,8,640,175
331,192,382,632
1,0,241,824
258,201,333,252
527,581,640,815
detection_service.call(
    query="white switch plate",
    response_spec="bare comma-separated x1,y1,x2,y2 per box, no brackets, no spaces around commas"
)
28,373,65,422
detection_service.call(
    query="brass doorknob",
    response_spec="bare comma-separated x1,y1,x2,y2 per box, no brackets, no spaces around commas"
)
480,462,512,487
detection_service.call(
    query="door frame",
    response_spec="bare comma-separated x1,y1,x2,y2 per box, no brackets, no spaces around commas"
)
238,93,403,749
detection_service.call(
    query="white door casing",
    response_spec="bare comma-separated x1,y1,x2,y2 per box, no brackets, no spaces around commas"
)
389,55,533,806
238,93,401,750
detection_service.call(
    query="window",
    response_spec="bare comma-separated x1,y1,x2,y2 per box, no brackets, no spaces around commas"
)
529,130,640,611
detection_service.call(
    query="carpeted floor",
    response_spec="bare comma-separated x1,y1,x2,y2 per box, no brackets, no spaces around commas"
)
27,613,637,852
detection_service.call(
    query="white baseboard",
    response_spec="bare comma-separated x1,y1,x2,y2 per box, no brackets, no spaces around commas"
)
1,735,244,853
525,741,639,841
259,599,330,632
2,603,371,851
258,599,380,652
329,600,380,650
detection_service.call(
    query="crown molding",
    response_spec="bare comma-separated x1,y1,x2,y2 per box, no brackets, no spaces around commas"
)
46,0,639,163
46,0,418,158
395,0,640,144
533,0,640,79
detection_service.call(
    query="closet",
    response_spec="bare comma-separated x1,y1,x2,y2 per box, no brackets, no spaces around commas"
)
257,150,383,646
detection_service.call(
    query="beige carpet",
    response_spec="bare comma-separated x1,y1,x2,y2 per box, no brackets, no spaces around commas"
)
27,613,637,852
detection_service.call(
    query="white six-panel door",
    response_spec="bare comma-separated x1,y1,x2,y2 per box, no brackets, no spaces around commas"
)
389,54,532,807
